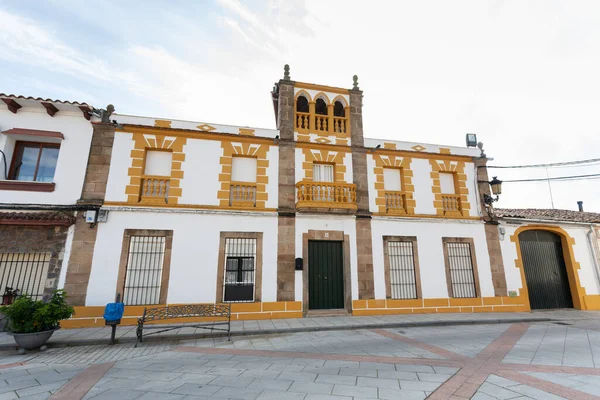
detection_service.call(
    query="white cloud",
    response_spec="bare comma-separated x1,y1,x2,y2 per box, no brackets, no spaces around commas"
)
1,1,599,211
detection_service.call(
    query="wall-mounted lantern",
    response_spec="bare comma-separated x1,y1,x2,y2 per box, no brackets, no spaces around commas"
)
483,176,503,205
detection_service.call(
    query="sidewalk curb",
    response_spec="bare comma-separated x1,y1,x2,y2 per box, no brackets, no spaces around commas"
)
0,316,557,350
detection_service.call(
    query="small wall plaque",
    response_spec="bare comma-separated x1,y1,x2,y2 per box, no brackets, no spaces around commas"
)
508,291,518,297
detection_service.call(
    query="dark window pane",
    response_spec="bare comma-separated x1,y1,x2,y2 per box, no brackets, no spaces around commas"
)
14,145,40,181
36,147,59,182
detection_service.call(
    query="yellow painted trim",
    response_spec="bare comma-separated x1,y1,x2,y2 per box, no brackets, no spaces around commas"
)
373,149,474,162
351,297,528,316
103,201,277,212
62,302,303,328
510,225,587,311
295,81,350,95
372,212,481,221
120,125,276,145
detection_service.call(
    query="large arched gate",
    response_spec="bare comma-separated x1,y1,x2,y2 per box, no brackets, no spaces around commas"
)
518,230,573,310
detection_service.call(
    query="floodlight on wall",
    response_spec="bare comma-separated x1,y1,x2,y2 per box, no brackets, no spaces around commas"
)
466,133,477,147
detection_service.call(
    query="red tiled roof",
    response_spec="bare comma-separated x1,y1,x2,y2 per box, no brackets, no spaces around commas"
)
0,212,76,226
0,94,91,107
495,208,600,224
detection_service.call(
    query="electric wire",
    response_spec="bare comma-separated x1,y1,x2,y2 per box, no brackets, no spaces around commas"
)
502,173,600,183
488,157,600,169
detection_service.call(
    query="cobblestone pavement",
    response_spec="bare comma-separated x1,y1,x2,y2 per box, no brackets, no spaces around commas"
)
0,309,596,348
1,319,600,398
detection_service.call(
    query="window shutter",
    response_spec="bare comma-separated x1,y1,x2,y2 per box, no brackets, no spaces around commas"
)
383,168,402,191
313,164,334,182
231,157,257,182
439,173,456,194
145,151,172,176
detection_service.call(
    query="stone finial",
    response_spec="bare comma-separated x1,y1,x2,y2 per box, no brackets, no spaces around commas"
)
283,64,290,81
352,75,359,90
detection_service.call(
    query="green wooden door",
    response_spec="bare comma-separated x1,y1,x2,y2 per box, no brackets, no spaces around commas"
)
308,240,344,310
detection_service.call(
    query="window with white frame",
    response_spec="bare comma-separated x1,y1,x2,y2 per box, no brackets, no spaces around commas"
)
387,241,418,299
123,236,166,305
312,163,334,182
223,238,256,302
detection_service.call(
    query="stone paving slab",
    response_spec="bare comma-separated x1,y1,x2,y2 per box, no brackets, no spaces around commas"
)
0,318,599,398
0,309,596,350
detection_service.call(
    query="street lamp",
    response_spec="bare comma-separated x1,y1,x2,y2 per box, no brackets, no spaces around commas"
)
483,176,502,205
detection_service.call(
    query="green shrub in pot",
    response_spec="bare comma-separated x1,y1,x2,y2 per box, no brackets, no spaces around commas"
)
1,290,74,334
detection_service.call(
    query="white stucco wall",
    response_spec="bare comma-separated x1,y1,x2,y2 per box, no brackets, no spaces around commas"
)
105,131,134,203
86,211,278,306
178,139,220,206
371,218,493,299
265,146,279,209
295,215,358,301
464,162,480,217
411,158,437,215
500,222,600,296
0,107,93,204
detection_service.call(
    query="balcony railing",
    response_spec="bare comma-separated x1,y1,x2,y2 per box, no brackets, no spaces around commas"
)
296,181,357,210
140,175,170,205
441,194,462,216
333,116,348,134
384,191,408,214
314,114,328,133
295,111,310,133
294,111,349,136
230,182,256,207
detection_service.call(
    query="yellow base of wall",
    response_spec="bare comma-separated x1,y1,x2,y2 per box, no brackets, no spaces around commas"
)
62,301,302,329
583,295,600,310
351,296,529,316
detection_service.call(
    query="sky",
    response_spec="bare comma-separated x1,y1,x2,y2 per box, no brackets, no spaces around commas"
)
1,0,599,212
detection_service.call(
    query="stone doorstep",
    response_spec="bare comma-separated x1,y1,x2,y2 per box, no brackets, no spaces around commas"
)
0,315,557,350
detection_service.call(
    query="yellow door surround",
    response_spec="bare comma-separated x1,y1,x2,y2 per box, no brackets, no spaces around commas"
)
510,224,596,311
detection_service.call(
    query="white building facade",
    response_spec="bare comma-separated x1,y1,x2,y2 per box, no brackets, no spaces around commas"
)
3,71,600,329
0,94,94,303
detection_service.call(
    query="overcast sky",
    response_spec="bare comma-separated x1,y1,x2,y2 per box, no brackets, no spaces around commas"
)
1,0,599,212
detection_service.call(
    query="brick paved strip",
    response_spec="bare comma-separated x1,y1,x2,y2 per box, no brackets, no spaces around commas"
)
429,324,531,400
174,346,463,367
371,328,470,361
501,363,600,375
50,362,114,400
497,370,600,400
0,362,25,369
475,323,530,362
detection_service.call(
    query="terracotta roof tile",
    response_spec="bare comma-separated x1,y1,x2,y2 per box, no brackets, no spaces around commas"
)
0,94,91,107
0,212,76,226
495,208,600,223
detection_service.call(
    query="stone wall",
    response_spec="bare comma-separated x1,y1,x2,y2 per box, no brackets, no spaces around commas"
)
0,224,70,299
64,123,116,306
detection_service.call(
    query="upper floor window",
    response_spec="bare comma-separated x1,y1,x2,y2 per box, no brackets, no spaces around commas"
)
383,168,402,191
315,98,327,115
9,141,59,182
334,101,345,117
296,96,309,113
439,172,456,194
313,163,334,182
230,156,257,207
144,150,172,176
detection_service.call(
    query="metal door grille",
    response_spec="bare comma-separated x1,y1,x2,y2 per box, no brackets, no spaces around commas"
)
0,253,50,300
387,242,417,299
224,238,256,302
446,242,477,298
123,236,166,305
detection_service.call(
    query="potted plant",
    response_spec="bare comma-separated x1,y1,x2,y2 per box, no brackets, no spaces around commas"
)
1,290,74,350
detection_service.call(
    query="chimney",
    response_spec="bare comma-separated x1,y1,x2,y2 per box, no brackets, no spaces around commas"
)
577,201,584,212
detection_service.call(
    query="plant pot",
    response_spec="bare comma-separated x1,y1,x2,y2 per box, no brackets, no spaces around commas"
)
8,328,57,350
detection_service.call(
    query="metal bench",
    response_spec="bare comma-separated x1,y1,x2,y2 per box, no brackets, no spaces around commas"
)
136,304,231,346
